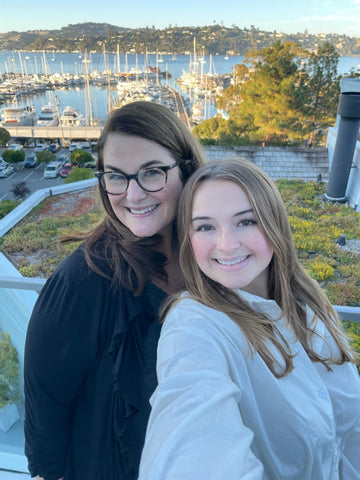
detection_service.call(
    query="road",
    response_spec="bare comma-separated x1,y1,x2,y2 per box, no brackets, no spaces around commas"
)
0,148,79,201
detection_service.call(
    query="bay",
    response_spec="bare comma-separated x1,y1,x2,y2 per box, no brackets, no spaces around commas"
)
0,51,359,123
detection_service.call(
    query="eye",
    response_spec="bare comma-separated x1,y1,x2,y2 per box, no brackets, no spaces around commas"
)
142,168,163,178
194,224,214,232
107,172,125,181
237,219,257,227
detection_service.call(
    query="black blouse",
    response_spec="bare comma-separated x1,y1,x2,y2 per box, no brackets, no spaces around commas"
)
24,246,167,480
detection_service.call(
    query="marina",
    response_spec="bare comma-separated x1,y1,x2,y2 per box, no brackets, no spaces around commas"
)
0,51,359,135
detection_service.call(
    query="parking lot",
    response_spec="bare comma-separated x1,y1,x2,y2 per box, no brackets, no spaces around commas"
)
0,146,95,201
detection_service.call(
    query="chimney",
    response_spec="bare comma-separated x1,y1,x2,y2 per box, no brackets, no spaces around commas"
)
325,91,360,202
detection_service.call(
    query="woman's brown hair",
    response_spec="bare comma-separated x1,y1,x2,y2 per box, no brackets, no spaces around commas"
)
167,158,355,377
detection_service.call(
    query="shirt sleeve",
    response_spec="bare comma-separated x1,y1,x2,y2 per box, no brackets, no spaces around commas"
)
24,255,107,480
310,314,360,478
138,303,264,480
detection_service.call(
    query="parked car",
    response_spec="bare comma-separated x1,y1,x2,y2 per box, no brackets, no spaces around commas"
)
24,155,38,168
0,165,15,178
7,143,23,151
69,142,79,152
80,141,90,150
48,143,60,153
57,154,69,165
34,144,48,152
60,162,74,178
82,157,97,169
44,161,62,178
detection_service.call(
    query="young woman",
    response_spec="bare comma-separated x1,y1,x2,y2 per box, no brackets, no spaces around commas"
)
24,101,205,480
139,159,360,479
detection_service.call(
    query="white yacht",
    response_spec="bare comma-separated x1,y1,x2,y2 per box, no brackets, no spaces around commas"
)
36,104,59,127
60,106,86,127
1,104,38,126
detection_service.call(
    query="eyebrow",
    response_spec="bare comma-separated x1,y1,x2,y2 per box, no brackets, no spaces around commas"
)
191,208,254,223
104,160,163,172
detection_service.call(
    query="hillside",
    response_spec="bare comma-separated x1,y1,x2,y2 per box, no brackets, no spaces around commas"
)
0,22,359,56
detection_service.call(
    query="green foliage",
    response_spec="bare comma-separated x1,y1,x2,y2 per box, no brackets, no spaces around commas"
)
2,149,25,164
36,150,56,164
0,127,10,147
70,149,93,165
210,41,340,147
0,332,21,408
64,166,95,183
0,199,20,219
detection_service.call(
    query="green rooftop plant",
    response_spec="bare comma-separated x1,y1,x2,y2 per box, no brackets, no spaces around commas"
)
0,332,21,409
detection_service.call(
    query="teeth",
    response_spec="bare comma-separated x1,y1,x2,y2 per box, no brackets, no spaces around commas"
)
217,256,248,265
129,205,157,215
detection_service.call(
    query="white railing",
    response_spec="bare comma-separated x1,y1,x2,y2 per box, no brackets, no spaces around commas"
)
0,274,359,322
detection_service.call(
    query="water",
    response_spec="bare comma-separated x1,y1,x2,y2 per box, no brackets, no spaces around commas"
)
0,51,359,122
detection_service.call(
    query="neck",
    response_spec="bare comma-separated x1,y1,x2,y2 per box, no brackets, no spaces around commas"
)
151,233,185,295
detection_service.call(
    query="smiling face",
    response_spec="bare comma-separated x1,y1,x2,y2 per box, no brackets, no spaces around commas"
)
103,133,183,238
189,179,274,298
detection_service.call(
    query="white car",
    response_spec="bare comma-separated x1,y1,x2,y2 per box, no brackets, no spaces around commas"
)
80,141,90,150
34,144,48,152
44,161,62,178
8,143,23,151
69,142,79,152
0,165,15,178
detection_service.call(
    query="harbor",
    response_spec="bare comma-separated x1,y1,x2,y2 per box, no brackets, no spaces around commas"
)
0,50,359,140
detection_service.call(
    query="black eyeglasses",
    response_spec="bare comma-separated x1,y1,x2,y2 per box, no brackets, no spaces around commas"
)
95,161,179,195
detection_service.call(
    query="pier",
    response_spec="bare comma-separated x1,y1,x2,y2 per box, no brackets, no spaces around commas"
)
4,125,103,141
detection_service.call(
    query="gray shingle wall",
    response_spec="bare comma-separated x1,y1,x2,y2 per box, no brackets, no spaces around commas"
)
204,146,329,182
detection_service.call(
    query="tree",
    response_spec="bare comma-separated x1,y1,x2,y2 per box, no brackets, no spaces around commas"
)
2,150,25,164
216,41,309,145
209,41,340,146
64,166,95,183
70,149,93,166
303,42,340,146
0,127,10,147
36,151,56,164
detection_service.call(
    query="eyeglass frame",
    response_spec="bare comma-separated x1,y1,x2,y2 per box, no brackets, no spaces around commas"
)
95,161,179,195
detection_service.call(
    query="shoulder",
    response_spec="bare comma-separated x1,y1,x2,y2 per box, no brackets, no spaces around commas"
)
160,294,248,356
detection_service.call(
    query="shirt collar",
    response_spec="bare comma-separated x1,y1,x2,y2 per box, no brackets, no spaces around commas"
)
236,289,283,320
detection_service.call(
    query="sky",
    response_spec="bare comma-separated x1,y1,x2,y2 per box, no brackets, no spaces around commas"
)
0,0,359,36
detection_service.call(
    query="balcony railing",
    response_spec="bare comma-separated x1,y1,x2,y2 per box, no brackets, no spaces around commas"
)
0,274,359,322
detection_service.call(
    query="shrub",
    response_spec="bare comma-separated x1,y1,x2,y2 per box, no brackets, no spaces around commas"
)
0,332,21,408
70,149,93,165
2,149,25,164
64,166,95,183
0,200,20,219
10,181,31,200
0,127,10,146
307,256,336,281
36,151,56,164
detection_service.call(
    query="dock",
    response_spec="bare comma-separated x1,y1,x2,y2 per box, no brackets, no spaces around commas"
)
3,125,103,140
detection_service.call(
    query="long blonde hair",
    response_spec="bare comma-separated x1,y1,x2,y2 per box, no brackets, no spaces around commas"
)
167,158,355,377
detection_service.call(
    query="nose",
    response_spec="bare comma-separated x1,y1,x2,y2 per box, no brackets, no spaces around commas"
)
125,178,148,203
217,227,240,252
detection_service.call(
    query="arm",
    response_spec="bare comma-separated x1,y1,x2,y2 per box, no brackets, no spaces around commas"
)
139,304,263,480
24,255,104,479
310,315,360,477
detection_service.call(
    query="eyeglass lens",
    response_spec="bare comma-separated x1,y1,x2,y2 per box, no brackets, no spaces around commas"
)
102,167,167,194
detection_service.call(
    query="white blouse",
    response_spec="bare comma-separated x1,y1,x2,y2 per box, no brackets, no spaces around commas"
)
138,291,360,480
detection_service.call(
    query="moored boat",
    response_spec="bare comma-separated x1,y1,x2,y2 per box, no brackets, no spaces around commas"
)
0,104,38,126
36,104,59,127
60,105,86,127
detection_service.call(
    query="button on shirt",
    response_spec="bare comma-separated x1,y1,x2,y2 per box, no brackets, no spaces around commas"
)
139,291,360,480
